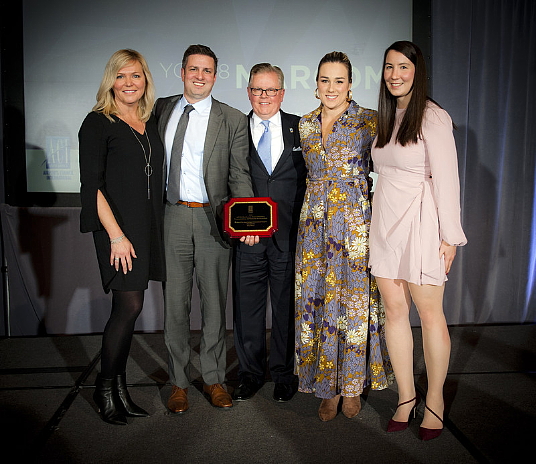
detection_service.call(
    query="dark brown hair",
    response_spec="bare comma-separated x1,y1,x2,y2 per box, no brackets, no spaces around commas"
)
375,41,429,148
181,44,218,71
315,51,352,83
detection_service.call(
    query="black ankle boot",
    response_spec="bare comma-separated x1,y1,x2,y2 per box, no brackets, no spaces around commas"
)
115,373,149,417
93,374,127,425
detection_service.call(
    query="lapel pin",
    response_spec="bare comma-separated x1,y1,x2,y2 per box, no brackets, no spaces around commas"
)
290,128,294,133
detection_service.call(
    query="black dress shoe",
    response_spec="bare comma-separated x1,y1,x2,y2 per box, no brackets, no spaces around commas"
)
273,383,297,402
232,379,263,401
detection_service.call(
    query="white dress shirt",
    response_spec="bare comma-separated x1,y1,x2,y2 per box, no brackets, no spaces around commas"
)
165,95,212,203
250,111,283,172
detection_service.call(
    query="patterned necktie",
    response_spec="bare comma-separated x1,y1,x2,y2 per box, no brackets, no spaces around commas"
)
257,120,272,174
167,104,194,204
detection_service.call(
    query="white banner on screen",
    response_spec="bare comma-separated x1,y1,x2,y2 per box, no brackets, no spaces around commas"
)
23,0,411,193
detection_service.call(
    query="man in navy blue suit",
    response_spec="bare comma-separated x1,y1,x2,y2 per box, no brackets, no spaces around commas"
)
232,63,307,402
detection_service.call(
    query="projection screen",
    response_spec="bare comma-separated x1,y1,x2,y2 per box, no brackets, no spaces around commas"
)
23,0,412,194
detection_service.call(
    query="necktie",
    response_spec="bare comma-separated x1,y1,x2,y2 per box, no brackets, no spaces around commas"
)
257,120,272,174
167,104,194,204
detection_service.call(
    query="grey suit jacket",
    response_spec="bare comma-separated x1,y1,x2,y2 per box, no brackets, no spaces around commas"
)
154,94,253,244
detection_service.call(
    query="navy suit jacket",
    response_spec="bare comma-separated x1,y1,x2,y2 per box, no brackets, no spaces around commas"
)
239,110,307,253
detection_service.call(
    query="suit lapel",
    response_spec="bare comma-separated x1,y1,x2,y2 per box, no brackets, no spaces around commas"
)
273,111,293,174
158,95,181,140
203,98,223,172
157,95,182,193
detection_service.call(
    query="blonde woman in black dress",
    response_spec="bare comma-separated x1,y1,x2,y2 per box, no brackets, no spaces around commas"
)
79,49,165,425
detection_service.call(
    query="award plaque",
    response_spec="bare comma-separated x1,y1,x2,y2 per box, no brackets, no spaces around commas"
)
224,197,278,238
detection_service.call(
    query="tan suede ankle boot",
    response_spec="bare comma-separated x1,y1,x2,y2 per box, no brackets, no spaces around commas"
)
342,395,361,418
318,394,341,421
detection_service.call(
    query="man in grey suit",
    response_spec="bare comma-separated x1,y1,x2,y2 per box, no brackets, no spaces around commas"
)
154,44,253,412
232,63,306,402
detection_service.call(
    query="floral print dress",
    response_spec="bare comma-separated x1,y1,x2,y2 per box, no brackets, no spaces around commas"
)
295,101,393,399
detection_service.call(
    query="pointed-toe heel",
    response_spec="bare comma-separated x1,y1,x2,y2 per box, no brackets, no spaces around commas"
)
387,396,419,433
93,375,127,425
115,373,149,417
419,405,444,441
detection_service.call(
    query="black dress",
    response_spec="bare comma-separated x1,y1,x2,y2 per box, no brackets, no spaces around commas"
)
79,111,166,292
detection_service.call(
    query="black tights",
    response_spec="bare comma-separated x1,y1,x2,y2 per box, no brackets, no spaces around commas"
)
100,290,144,378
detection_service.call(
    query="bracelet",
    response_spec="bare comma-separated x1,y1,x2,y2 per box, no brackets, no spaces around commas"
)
110,234,125,244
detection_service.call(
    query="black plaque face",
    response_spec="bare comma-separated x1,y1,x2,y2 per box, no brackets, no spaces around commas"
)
224,197,278,237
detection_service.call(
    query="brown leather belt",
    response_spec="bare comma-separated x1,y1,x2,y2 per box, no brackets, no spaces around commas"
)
177,200,210,208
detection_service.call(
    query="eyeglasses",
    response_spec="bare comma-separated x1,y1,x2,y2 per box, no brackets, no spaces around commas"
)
249,87,282,97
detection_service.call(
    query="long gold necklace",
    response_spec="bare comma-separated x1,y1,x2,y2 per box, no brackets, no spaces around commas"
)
129,125,153,199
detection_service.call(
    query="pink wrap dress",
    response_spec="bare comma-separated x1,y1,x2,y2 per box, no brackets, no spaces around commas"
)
370,102,467,285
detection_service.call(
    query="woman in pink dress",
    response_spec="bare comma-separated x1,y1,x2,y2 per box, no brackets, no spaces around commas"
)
370,41,467,440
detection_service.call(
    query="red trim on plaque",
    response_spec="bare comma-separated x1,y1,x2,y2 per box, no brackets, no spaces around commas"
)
224,197,278,238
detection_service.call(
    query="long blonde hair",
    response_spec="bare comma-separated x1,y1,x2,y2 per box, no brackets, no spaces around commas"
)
93,49,155,122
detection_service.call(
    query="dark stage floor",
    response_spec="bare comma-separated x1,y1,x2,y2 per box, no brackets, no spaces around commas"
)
1,325,534,463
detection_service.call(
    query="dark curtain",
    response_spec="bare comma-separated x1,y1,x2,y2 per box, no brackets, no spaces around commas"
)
431,0,536,323
0,205,165,335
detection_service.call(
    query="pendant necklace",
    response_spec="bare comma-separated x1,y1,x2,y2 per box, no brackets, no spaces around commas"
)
129,125,153,199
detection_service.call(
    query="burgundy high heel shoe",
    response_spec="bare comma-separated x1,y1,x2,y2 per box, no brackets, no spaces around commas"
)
419,405,444,441
387,396,420,432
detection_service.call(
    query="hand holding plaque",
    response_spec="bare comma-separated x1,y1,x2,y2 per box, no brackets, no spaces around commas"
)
224,197,278,238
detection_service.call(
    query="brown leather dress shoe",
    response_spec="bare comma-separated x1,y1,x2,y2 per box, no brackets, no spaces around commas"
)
203,383,233,408
167,386,188,413
342,395,361,418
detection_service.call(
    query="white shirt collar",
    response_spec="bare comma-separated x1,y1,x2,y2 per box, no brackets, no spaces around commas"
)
251,111,281,128
180,94,212,113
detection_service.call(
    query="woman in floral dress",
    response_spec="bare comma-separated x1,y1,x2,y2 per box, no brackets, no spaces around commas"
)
295,52,393,421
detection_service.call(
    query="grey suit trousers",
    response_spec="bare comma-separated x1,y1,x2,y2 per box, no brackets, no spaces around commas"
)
163,202,231,388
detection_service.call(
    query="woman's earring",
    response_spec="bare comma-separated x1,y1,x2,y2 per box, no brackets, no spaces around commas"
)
314,88,320,99
347,90,353,102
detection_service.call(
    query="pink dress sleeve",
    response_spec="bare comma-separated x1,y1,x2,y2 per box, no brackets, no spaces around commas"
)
423,106,467,247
